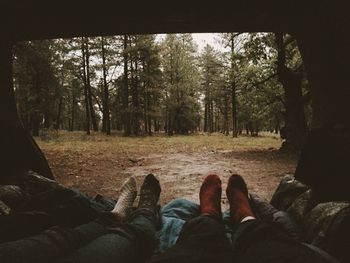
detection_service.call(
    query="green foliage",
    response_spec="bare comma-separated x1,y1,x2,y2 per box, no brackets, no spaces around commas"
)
14,40,60,134
13,33,311,141
161,34,201,134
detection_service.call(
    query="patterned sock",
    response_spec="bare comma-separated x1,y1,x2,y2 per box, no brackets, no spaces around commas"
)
200,174,222,217
226,174,255,223
111,176,137,220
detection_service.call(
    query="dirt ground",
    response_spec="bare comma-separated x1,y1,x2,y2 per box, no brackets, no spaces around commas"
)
36,131,298,207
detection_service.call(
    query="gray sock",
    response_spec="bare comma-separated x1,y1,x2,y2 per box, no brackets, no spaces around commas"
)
111,176,137,219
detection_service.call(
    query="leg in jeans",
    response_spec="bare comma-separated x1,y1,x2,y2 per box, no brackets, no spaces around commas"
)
0,211,157,263
0,175,161,263
0,185,118,245
60,174,161,263
148,174,233,263
59,209,158,263
227,174,336,263
231,219,335,263
0,214,112,263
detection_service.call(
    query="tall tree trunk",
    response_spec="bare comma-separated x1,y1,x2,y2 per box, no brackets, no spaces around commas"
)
144,89,153,136
153,118,157,132
102,115,106,132
31,111,40,136
204,70,210,133
33,76,42,135
43,112,51,129
164,90,168,134
144,96,148,134
164,109,168,133
135,59,140,135
167,52,174,136
145,63,152,136
70,87,76,131
231,80,238,137
167,110,173,135
216,109,220,132
204,100,208,132
207,98,213,133
81,37,91,135
84,38,98,132
55,76,65,130
101,37,111,135
148,115,152,136
130,57,140,136
214,108,217,132
230,34,238,137
122,35,131,136
224,92,229,135
54,96,63,130
142,62,148,134
211,103,214,133
275,33,307,151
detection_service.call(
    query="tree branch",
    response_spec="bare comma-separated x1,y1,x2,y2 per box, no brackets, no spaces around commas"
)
90,89,103,113
245,72,278,91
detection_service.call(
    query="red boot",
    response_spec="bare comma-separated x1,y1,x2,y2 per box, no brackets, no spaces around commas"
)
226,174,255,223
200,174,222,217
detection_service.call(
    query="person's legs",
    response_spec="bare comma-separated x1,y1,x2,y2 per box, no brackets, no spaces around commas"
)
0,211,54,243
59,209,158,263
59,174,161,263
0,187,107,243
231,220,335,263
227,174,336,263
0,175,160,263
148,174,233,263
0,215,111,263
164,215,233,262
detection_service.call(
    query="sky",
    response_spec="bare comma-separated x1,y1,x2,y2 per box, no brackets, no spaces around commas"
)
157,33,224,52
192,33,220,51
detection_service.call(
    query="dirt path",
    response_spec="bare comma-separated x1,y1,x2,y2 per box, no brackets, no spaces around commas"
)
124,152,233,205
38,132,298,206
123,150,296,207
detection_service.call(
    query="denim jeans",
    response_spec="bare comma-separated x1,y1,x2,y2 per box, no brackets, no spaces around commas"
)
0,209,157,263
156,198,232,253
151,198,337,263
0,187,116,243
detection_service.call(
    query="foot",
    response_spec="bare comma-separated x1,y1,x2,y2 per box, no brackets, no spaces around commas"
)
138,174,161,212
199,174,222,217
226,174,255,223
111,176,137,220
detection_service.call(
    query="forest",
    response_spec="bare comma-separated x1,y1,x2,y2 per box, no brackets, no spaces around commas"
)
13,33,311,150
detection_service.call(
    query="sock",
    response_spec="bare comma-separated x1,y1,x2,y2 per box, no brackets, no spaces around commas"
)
138,174,161,212
241,216,256,223
200,174,222,217
226,174,255,223
111,176,137,220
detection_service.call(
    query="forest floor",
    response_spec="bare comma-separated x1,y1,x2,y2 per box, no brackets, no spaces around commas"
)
36,131,298,207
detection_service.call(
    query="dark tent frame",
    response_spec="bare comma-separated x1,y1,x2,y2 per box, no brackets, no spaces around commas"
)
1,0,349,199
